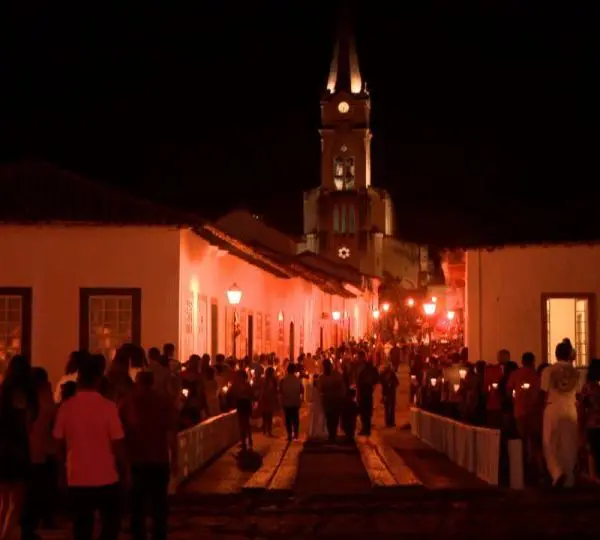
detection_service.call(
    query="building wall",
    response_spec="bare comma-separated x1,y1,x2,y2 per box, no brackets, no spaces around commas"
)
382,238,421,287
466,245,600,364
0,225,180,384
178,230,371,361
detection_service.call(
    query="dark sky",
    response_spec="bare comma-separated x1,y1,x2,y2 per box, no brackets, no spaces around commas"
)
1,1,598,240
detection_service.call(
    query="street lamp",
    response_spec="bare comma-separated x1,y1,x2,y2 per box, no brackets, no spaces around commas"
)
332,311,341,321
423,303,436,316
382,302,390,313
447,310,455,321
372,309,380,320
406,298,415,307
226,283,242,358
423,302,436,344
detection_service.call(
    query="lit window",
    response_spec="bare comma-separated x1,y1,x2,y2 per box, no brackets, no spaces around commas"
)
333,156,356,190
0,291,30,363
80,288,141,361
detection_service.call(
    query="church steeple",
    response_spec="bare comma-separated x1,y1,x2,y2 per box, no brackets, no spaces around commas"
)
326,3,363,95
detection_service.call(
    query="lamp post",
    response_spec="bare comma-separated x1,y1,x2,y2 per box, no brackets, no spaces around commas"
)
226,283,242,358
423,302,436,344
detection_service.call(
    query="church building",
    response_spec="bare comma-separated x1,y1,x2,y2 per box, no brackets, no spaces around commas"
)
302,10,429,289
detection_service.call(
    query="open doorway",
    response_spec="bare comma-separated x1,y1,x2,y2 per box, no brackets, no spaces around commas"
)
543,294,592,367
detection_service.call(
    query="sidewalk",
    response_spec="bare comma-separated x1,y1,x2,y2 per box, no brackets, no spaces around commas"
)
372,392,487,490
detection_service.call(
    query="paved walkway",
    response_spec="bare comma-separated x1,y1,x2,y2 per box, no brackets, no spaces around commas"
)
178,391,484,498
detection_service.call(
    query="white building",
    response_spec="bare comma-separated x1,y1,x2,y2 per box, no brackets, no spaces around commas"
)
0,162,378,384
466,244,598,367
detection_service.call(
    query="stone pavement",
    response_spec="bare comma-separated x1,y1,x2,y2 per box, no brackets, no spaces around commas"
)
181,395,484,497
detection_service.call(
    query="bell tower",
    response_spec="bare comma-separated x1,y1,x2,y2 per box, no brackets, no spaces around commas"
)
303,2,400,278
320,4,372,192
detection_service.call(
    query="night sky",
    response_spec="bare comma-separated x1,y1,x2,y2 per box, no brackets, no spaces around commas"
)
1,1,597,242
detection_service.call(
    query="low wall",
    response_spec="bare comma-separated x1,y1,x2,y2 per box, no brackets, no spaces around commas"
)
171,410,240,491
410,408,501,485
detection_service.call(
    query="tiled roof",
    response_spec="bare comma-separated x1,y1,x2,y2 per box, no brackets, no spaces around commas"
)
0,161,204,227
195,226,293,280
197,226,357,298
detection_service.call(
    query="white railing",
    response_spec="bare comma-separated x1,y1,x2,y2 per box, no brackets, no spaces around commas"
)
171,410,240,492
410,408,501,485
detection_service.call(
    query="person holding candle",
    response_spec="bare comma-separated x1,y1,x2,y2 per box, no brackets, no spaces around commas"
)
483,350,508,428
507,352,543,483
578,358,600,481
442,353,462,419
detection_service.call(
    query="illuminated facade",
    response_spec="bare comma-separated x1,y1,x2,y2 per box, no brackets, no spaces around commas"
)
0,163,378,384
302,8,428,287
466,245,599,368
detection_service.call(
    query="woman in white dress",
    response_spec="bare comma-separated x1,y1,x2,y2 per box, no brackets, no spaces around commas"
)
307,374,328,439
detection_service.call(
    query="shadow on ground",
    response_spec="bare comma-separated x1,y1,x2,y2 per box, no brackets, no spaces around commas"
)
235,449,263,472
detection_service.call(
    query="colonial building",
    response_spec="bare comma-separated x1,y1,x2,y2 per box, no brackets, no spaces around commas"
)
465,245,598,368
0,163,378,384
302,10,428,288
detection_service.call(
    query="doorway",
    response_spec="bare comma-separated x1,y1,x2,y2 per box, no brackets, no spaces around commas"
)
289,321,295,361
210,303,218,360
543,294,593,367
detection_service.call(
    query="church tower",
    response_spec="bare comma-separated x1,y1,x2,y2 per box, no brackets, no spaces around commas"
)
303,3,396,278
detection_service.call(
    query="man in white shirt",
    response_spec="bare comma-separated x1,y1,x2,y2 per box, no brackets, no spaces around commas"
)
54,353,125,540
540,340,580,487
279,364,304,441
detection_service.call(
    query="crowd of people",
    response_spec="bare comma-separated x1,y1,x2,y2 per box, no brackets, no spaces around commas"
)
410,338,600,487
0,340,400,540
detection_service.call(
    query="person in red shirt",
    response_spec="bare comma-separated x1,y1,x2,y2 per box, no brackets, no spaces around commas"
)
483,350,509,428
507,352,542,483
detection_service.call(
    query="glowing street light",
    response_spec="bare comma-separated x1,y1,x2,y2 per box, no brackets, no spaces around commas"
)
226,283,242,358
447,310,456,321
332,311,341,321
226,283,242,306
382,302,390,313
431,296,437,303
372,309,380,320
406,298,415,307
423,302,436,344
423,303,436,316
